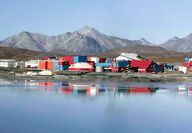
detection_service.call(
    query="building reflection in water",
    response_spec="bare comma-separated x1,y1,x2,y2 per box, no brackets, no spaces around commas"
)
3,78,192,99
22,80,162,97
178,85,192,92
177,85,192,98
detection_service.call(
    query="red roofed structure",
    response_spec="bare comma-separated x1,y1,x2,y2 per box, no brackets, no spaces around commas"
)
130,60,153,73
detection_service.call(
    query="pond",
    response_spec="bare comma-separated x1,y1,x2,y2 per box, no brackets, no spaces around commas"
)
0,79,192,133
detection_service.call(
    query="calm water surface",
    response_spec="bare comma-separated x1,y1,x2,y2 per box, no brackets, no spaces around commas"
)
1,79,192,133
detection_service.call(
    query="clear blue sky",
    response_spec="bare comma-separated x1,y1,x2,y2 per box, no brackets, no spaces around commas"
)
1,0,192,44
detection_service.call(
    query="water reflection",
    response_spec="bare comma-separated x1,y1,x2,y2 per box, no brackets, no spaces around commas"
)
22,81,192,101
2,79,192,133
178,85,192,92
2,79,192,97
22,80,163,97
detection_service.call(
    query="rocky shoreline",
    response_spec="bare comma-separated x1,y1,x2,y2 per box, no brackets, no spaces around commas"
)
0,68,191,82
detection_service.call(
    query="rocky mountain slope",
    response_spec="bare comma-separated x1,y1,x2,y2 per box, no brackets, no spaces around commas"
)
0,26,154,55
160,34,192,52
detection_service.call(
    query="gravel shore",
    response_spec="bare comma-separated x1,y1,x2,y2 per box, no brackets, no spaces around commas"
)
0,68,191,82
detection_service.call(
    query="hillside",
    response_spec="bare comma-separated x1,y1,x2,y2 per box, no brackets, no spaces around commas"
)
0,46,64,61
0,45,191,63
92,44,184,58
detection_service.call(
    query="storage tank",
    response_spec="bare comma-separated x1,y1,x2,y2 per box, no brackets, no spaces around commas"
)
68,63,93,72
96,66,103,72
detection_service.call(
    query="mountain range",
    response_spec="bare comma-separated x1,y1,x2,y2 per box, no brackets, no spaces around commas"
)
0,26,154,55
0,26,192,56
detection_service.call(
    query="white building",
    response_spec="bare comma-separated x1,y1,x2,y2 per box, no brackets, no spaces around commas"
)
14,61,25,68
90,57,100,63
179,66,187,74
0,59,16,68
25,60,40,68
115,53,148,61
